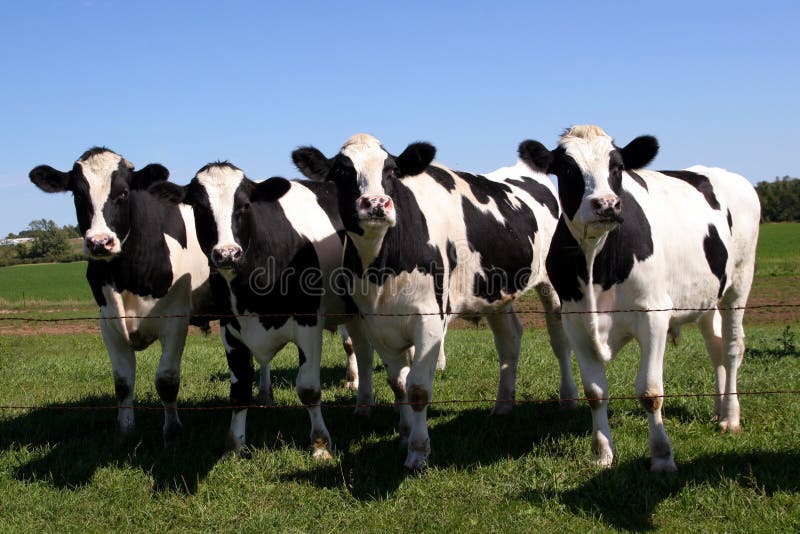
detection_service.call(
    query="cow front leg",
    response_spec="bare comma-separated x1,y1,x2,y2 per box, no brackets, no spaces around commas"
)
256,362,274,406
295,326,332,460
343,319,374,417
487,306,523,415
222,325,254,458
635,314,676,473
536,283,578,408
337,325,359,391
403,320,443,473
156,317,190,448
101,320,137,444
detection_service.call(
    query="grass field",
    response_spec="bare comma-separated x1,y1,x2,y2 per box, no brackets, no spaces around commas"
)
0,224,798,531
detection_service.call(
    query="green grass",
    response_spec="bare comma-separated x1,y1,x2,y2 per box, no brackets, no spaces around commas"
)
0,261,91,304
0,325,798,532
757,222,800,276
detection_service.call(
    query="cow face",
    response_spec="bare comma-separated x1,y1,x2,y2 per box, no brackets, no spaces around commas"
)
519,126,658,239
292,134,435,233
29,148,169,260
183,162,256,273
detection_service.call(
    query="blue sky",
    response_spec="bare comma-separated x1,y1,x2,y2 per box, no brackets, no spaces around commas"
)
1,1,798,236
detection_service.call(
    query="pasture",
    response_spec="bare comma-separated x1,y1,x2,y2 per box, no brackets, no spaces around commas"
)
0,223,798,531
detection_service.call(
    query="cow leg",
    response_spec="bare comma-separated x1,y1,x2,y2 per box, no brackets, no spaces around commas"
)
156,317,190,448
337,325,359,391
698,310,725,421
256,362,274,406
100,321,137,444
403,319,443,473
536,283,578,408
436,323,448,371
384,353,412,440
487,305,523,415
343,318,374,417
294,325,333,460
572,332,615,467
221,324,254,458
635,314,676,473
718,304,746,434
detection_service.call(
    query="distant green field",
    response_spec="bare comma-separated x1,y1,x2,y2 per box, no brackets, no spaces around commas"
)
0,261,91,304
757,223,800,276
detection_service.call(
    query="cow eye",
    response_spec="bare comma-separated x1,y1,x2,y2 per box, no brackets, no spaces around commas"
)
236,203,250,216
115,190,129,203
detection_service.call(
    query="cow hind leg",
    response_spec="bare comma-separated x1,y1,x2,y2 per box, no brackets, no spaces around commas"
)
698,310,725,421
487,306,523,415
536,284,578,408
294,326,333,460
718,303,746,434
338,325,359,391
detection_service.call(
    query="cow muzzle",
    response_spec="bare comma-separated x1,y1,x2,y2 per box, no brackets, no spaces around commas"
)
590,196,623,223
357,195,396,227
85,233,118,259
211,245,243,269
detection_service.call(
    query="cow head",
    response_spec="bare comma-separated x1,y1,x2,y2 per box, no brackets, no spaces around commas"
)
291,134,435,234
29,148,169,260
518,125,658,239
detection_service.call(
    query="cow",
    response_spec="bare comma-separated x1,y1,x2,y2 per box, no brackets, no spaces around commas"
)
519,125,760,472
29,148,213,447
292,134,577,471
153,161,377,458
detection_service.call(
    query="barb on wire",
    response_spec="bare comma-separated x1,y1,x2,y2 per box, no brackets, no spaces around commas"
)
0,303,797,323
0,389,798,412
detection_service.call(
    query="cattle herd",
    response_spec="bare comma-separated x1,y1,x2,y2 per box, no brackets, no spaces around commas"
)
29,125,760,473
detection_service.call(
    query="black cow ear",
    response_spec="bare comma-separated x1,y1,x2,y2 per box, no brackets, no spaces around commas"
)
518,140,553,173
621,135,658,170
30,165,70,193
292,147,332,181
131,163,170,190
252,177,291,202
148,181,187,204
396,142,436,177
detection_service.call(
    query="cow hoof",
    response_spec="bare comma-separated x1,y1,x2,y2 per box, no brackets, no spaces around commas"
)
311,434,334,461
491,401,514,416
163,421,182,449
344,380,359,392
592,449,614,468
114,423,135,448
718,420,742,434
650,457,678,473
404,453,428,474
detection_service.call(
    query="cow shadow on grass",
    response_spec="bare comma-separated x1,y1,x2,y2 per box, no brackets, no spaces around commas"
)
277,400,594,499
534,450,800,531
0,395,234,493
209,363,356,392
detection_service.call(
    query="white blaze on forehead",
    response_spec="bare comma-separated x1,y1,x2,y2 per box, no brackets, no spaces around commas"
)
78,150,128,242
559,124,617,198
196,165,246,248
341,133,389,196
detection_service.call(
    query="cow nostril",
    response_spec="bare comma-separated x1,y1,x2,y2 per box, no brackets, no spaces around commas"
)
591,199,603,211
359,197,372,210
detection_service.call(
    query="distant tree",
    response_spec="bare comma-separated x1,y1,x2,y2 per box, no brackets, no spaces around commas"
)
15,219,69,259
61,224,81,239
755,176,800,222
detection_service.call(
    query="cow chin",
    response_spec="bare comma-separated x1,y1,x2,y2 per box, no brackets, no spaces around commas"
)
359,213,396,230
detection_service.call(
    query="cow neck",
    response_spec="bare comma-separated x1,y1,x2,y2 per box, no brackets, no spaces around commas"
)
346,224,390,272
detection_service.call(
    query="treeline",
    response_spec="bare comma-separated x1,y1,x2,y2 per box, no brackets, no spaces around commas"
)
756,176,800,222
1,219,83,267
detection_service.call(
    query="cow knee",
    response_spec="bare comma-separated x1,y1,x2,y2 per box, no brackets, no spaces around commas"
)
113,374,132,402
388,377,406,399
408,384,429,412
638,391,663,413
155,374,180,404
298,387,321,406
584,385,605,410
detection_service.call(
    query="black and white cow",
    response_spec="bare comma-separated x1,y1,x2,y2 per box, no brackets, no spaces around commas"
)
29,148,214,447
520,125,760,472
154,162,376,458
292,134,576,471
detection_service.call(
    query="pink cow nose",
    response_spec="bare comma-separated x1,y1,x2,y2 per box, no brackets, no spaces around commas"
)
591,196,622,221
212,245,243,268
358,195,394,220
86,234,116,255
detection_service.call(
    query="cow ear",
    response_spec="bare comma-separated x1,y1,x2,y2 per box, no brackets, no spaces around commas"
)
148,181,187,204
292,147,332,181
30,165,70,193
252,177,291,202
518,140,553,174
131,163,170,190
396,142,436,177
621,135,658,170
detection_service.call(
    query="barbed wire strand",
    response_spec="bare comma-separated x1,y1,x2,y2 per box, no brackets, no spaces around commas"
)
1,389,799,412
0,303,797,323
